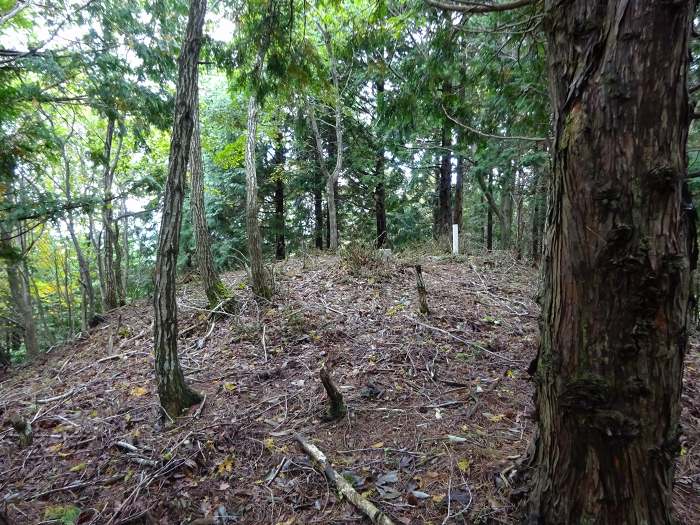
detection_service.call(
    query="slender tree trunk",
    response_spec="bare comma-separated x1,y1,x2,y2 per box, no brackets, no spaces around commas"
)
113,219,125,305
485,173,494,251
530,170,543,263
121,198,129,300
153,0,206,420
435,119,452,247
314,181,323,250
244,95,272,299
453,146,464,238
52,254,65,330
4,252,38,359
499,173,513,249
102,116,121,311
62,244,74,336
528,2,695,523
88,215,105,309
374,79,388,248
272,129,286,260
374,177,387,248
325,203,330,249
306,30,343,250
190,88,227,306
61,140,97,328
30,277,53,345
67,218,95,329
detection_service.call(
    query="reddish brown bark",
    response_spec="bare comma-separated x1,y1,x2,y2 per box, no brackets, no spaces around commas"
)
529,1,695,523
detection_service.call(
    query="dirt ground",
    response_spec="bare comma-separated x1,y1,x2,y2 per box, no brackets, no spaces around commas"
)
1,253,699,524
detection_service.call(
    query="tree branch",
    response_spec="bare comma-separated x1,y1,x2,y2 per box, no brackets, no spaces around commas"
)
442,104,550,143
426,0,534,14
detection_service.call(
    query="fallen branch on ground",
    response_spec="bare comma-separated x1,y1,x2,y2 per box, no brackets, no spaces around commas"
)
295,434,395,525
404,314,524,364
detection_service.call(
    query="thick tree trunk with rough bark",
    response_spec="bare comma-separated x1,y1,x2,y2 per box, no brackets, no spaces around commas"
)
190,90,227,306
528,1,695,523
153,0,206,420
244,95,272,299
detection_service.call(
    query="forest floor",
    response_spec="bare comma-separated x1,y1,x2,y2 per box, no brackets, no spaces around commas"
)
1,252,699,525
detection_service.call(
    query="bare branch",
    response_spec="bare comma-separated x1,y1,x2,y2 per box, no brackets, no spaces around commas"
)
426,0,534,14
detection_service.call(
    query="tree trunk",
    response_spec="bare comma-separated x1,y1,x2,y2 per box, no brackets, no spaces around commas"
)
5,255,38,359
61,140,97,329
102,116,123,311
374,178,387,249
530,170,543,263
453,146,464,239
434,119,452,246
31,277,53,345
306,30,343,251
88,215,105,308
482,172,494,251
314,180,323,250
273,130,286,260
120,197,129,300
61,244,74,336
499,173,513,250
153,0,206,420
67,218,95,330
374,79,388,249
190,88,227,306
244,95,272,299
113,218,125,305
528,2,695,523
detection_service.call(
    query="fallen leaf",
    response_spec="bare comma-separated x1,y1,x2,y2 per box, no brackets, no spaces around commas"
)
376,471,398,485
217,456,234,475
129,386,148,397
70,462,86,472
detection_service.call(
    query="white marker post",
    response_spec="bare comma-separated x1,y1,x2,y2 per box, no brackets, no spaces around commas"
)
452,224,459,255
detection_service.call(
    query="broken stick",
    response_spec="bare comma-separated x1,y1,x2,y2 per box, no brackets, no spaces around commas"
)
8,415,32,447
414,265,430,315
320,366,347,420
295,435,395,525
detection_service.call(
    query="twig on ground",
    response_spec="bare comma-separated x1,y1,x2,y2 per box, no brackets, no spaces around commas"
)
295,434,395,525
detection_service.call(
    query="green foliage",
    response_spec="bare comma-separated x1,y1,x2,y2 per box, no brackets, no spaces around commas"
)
43,505,81,525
